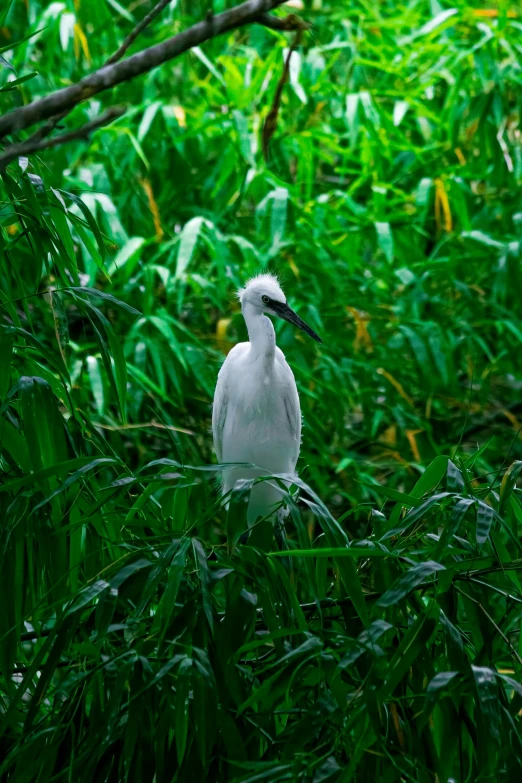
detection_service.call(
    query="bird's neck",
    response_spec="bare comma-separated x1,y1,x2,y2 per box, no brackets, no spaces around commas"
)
243,303,276,366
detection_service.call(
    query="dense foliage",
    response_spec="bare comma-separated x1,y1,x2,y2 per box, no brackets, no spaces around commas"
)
1,0,522,780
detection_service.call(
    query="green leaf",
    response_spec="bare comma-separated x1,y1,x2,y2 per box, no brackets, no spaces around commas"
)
175,657,192,764
476,500,495,545
405,8,458,42
176,217,205,278
106,0,134,22
270,545,393,559
359,481,422,507
393,100,409,127
87,355,105,415
138,101,161,142
410,456,448,498
375,221,394,262
31,458,120,512
155,540,191,638
359,91,380,129
107,236,146,278
68,286,140,317
339,620,393,667
472,665,501,745
62,190,107,262
49,202,77,273
227,478,252,547
462,230,504,249
19,376,68,473
0,324,69,381
499,461,522,516
233,110,254,166
420,671,460,726
192,46,226,86
269,187,288,254
0,330,14,400
0,456,104,493
66,579,109,616
0,72,38,92
0,28,44,55
377,561,445,607
345,93,359,145
193,539,214,635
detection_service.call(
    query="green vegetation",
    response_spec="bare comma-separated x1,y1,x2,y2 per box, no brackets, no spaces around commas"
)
1,0,522,779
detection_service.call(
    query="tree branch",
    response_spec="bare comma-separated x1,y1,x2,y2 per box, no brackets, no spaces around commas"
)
0,106,126,170
11,0,173,154
256,12,310,31
262,26,303,160
0,0,296,140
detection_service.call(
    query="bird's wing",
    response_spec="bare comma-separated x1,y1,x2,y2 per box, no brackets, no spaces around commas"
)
278,351,302,469
283,384,301,453
212,343,247,463
212,366,228,463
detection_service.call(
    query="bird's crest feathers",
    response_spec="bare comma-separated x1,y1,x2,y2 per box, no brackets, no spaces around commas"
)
237,273,284,303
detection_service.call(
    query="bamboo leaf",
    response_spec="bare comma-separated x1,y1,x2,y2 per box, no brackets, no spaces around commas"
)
377,561,445,607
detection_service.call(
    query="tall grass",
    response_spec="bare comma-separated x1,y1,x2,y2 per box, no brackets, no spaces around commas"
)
1,1,522,779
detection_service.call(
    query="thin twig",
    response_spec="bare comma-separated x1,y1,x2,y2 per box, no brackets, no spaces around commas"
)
105,0,173,65
20,628,53,642
0,0,293,140
0,106,126,170
13,660,86,675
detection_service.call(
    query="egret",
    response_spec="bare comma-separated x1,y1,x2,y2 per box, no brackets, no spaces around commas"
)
212,274,321,527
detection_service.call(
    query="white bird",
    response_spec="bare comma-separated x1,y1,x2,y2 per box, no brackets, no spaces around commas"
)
212,274,321,527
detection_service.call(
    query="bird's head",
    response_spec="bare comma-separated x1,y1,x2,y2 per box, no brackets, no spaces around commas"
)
238,273,322,343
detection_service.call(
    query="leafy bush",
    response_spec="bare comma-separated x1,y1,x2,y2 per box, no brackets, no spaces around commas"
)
1,1,522,780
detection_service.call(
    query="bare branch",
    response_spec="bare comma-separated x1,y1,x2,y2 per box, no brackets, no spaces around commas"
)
262,27,303,161
104,0,172,66
256,12,310,31
0,0,293,140
0,106,126,170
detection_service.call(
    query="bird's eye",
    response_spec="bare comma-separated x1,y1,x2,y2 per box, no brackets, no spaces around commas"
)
262,295,270,305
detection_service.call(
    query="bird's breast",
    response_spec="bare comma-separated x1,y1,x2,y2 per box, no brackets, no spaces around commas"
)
220,357,299,471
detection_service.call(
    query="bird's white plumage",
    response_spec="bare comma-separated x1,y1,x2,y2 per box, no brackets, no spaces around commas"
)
213,274,302,524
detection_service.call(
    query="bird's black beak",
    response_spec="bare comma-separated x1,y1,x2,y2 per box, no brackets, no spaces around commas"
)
270,301,322,343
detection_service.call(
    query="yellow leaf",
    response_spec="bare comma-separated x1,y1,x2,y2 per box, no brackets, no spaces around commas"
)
140,177,164,240
377,449,410,468
380,425,397,447
454,147,466,165
390,703,405,749
172,105,187,128
216,318,231,348
472,9,516,17
73,23,91,64
288,258,300,279
346,306,373,352
434,178,452,234
377,368,415,407
405,429,423,463
227,191,240,206
502,409,522,436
